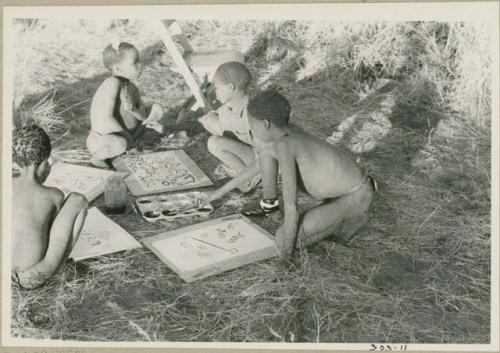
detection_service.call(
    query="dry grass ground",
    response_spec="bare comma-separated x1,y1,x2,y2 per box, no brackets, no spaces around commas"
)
10,19,491,343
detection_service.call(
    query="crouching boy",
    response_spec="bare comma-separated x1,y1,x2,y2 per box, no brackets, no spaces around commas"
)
12,125,88,289
87,42,163,167
198,61,267,194
205,91,375,258
248,91,375,257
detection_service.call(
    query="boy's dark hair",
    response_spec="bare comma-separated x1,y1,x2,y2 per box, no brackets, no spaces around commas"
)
247,90,291,128
13,125,51,167
102,42,137,71
214,61,251,91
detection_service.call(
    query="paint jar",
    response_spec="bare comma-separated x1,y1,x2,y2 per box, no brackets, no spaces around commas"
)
104,175,128,214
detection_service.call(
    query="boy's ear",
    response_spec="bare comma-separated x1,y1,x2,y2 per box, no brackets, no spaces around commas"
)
263,119,271,129
36,159,51,182
228,83,236,92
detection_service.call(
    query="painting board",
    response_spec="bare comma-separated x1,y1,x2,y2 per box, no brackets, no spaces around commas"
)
112,150,213,196
142,214,278,283
44,162,128,202
69,207,142,261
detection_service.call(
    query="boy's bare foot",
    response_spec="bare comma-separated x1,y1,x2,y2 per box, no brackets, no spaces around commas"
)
91,159,110,169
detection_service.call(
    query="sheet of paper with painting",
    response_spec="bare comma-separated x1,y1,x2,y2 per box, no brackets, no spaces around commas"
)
112,150,213,196
44,162,127,202
142,214,278,282
69,207,142,261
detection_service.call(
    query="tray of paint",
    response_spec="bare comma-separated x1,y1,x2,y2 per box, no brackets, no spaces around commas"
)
135,191,214,222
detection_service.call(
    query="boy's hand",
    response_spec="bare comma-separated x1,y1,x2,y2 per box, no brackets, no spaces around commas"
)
198,111,218,126
195,193,213,208
146,121,164,134
143,103,164,124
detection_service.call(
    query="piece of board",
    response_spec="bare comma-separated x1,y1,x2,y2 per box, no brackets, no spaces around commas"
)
44,162,127,202
142,214,278,283
136,190,213,222
70,207,142,261
112,150,213,196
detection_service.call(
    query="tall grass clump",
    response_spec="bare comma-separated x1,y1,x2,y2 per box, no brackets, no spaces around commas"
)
12,19,161,106
263,21,491,124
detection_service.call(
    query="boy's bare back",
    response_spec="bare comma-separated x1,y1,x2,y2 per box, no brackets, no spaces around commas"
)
90,76,141,134
12,178,64,271
262,126,363,199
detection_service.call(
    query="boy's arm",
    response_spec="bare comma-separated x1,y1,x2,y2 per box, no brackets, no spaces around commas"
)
275,140,299,258
15,193,88,289
206,160,260,202
198,111,224,136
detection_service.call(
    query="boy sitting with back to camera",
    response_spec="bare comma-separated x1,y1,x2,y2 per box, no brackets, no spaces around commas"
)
197,62,278,211
12,125,89,289
87,41,164,168
205,90,376,258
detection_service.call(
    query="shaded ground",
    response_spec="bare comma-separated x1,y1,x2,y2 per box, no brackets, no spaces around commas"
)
11,37,491,343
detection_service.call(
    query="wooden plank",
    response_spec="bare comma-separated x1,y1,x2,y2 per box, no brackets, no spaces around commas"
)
142,214,278,283
153,20,211,113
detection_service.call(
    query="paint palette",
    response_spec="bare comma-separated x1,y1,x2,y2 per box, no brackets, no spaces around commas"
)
135,191,214,222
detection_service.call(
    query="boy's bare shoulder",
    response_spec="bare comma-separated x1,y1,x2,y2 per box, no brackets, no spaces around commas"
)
96,76,122,96
274,132,297,157
42,186,65,208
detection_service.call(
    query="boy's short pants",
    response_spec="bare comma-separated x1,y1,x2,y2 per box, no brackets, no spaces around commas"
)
87,130,127,160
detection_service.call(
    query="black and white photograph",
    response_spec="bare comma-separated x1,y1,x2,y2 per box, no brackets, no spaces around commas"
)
2,3,499,350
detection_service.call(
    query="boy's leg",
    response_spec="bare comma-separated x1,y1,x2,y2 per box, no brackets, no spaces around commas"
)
275,183,373,255
87,132,127,166
297,184,373,247
207,135,256,173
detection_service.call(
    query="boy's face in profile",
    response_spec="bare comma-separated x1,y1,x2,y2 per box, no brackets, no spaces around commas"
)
248,113,271,144
213,76,234,104
114,48,141,80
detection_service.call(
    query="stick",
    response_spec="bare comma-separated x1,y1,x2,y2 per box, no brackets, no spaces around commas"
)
191,237,234,253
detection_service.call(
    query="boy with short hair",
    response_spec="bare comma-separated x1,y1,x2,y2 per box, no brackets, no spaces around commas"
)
198,61,276,200
87,42,164,168
207,90,375,258
12,125,89,289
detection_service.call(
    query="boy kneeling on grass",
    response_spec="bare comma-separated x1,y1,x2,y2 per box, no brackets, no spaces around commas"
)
87,41,164,168
204,90,376,258
12,125,89,289
198,61,277,201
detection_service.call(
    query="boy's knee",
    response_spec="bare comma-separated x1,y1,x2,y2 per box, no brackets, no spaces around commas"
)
207,135,225,156
111,137,128,156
